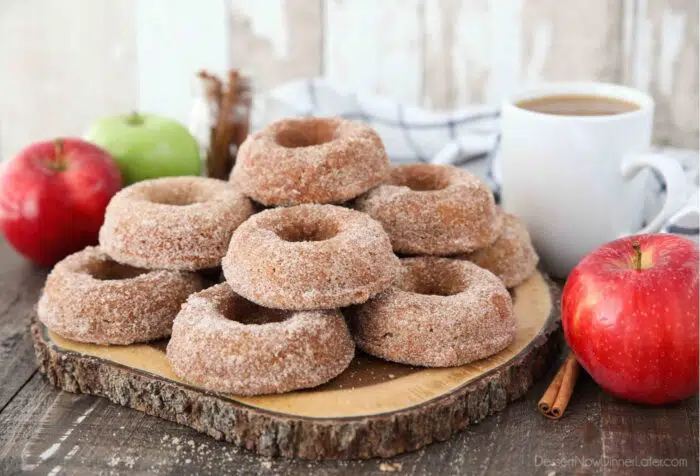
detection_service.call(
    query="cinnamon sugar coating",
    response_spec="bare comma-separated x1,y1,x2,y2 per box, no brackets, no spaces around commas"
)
100,177,254,270
166,283,354,395
38,246,203,345
223,204,399,310
230,117,390,206
355,164,503,255
348,257,515,367
462,211,539,288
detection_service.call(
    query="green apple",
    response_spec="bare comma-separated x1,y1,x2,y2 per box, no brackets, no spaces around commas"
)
84,112,201,185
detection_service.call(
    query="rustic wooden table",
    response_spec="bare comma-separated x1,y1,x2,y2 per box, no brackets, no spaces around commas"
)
0,238,697,476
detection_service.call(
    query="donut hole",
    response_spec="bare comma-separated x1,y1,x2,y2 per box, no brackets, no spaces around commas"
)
274,218,339,243
391,165,451,191
226,295,290,325
86,261,149,281
150,195,203,206
275,121,336,148
397,259,467,297
145,186,211,206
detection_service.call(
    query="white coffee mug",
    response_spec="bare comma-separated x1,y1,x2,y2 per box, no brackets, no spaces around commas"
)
500,82,687,278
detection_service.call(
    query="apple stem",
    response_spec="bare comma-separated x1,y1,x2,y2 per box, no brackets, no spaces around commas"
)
46,138,68,172
632,242,642,271
126,111,143,126
54,138,64,158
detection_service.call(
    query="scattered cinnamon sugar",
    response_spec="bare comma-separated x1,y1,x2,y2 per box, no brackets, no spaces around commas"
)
38,246,203,345
231,117,390,206
355,164,503,255
222,204,399,310
379,462,403,472
348,257,515,367
166,283,355,395
461,210,539,288
100,176,254,271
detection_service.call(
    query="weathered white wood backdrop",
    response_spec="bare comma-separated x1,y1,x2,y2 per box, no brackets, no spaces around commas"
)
0,0,697,160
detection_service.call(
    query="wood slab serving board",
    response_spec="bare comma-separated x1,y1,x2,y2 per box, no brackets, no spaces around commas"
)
31,271,561,460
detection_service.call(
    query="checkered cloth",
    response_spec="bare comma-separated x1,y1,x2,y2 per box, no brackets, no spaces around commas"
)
252,78,501,186
191,77,699,242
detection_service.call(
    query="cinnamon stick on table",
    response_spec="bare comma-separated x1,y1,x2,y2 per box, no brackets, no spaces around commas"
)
538,352,580,419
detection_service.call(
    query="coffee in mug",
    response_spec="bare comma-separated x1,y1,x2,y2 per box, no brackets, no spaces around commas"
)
500,82,687,278
516,94,640,116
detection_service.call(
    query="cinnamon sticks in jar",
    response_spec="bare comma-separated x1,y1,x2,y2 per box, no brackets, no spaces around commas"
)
197,70,252,180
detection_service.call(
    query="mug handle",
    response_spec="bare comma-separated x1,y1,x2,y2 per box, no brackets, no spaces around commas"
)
620,153,688,234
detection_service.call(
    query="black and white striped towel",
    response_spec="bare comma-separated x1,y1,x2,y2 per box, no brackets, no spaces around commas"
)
195,78,699,242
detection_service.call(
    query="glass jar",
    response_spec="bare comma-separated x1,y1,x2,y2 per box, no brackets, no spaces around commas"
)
190,71,252,180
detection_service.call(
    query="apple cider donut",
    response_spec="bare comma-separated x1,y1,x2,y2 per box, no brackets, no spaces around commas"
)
100,176,254,270
355,164,503,255
462,211,539,288
38,246,203,345
230,117,390,206
349,257,515,367
223,204,399,310
167,283,355,395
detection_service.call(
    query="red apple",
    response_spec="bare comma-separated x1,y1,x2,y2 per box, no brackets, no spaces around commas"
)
0,138,121,267
562,234,698,404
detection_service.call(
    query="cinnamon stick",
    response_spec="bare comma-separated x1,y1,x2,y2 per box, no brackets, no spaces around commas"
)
538,352,580,419
233,77,251,149
213,71,239,178
197,70,223,107
208,73,233,180
198,70,251,180
198,71,224,178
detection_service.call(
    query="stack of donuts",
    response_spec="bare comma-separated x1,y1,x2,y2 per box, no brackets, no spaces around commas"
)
167,118,399,395
38,115,539,397
38,176,255,345
352,162,539,366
